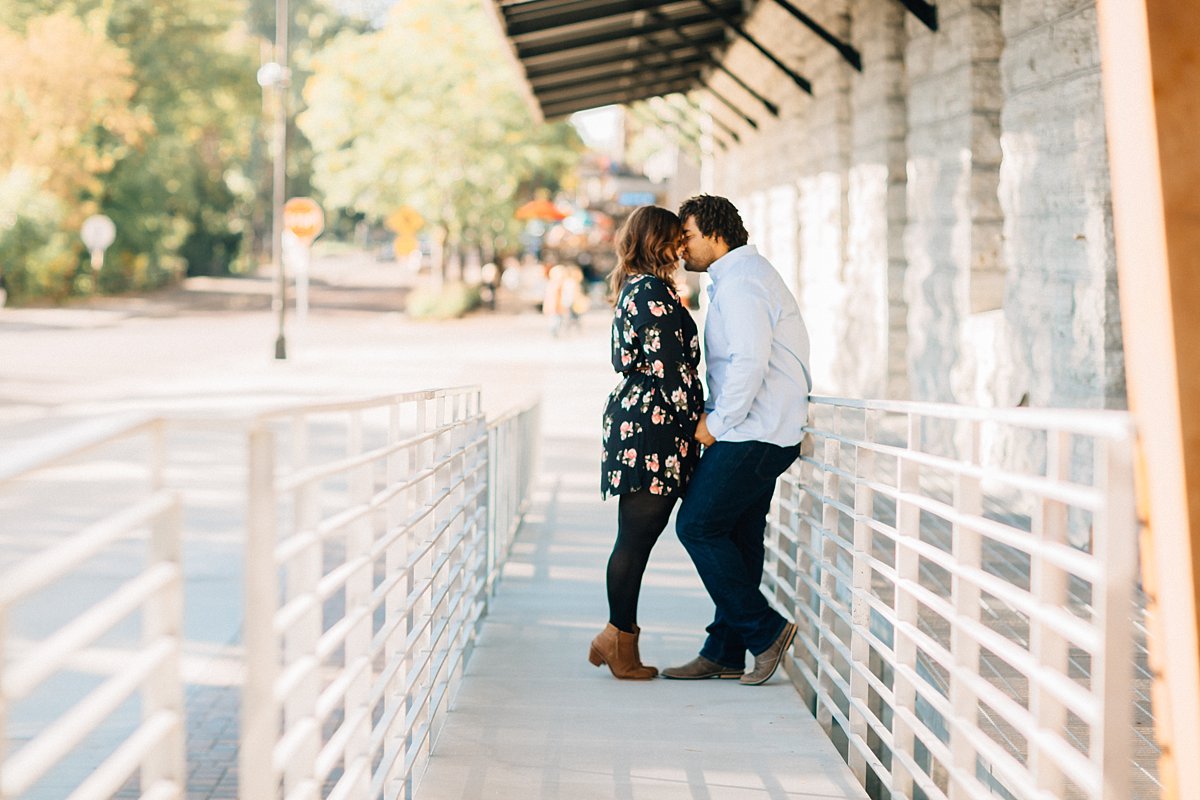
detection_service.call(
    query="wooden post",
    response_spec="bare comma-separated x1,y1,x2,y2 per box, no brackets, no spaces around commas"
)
1095,3,1200,796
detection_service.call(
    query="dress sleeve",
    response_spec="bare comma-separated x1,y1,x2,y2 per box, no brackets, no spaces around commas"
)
625,279,699,422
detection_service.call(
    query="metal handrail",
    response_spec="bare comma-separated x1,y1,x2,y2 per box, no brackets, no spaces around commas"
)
0,418,185,800
0,389,540,800
239,388,540,799
768,395,1151,800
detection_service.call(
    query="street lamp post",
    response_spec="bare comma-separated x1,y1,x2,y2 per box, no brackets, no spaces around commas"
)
257,0,290,360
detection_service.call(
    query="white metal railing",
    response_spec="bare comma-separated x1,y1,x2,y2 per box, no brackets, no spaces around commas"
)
238,388,540,799
0,417,185,800
486,402,539,593
0,390,540,799
767,396,1146,800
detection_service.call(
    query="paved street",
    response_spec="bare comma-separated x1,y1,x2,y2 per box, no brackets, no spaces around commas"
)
0,250,602,441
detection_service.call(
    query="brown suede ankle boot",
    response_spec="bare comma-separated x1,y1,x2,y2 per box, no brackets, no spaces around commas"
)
587,623,657,679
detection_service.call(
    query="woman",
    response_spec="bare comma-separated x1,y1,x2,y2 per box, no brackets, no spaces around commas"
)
589,206,704,679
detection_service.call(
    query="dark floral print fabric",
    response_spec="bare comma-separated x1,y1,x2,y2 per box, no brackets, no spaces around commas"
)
601,274,704,498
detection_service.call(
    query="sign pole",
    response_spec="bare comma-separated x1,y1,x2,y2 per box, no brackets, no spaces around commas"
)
282,197,324,328
296,241,310,325
272,0,289,360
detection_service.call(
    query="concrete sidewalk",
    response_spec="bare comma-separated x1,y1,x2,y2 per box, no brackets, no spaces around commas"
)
417,433,868,800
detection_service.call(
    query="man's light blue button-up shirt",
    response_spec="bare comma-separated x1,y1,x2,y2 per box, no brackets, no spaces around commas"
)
703,244,811,446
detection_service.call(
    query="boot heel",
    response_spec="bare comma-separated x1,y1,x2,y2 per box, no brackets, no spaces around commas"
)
588,647,605,667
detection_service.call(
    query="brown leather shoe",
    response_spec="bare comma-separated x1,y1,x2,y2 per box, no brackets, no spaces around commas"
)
588,623,657,679
661,655,744,680
740,622,797,685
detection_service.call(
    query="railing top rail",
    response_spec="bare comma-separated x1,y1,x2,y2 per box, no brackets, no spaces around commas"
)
486,399,539,430
808,395,1134,439
0,386,495,486
252,385,483,422
0,412,160,485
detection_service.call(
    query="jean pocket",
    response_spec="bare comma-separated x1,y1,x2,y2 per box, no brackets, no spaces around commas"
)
754,444,800,481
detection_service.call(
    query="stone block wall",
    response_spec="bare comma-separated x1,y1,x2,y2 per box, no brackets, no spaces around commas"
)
704,0,1123,413
996,0,1122,409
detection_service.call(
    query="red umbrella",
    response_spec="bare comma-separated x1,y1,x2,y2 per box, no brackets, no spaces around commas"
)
515,198,568,221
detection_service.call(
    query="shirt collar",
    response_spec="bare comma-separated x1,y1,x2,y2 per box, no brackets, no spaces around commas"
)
707,244,756,285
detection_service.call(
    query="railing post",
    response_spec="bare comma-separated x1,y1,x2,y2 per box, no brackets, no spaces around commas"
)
1096,435,1137,800
815,406,843,737
486,420,498,594
891,412,921,797
242,424,281,799
142,419,186,793
0,606,8,800
1029,430,1071,795
139,419,185,793
848,409,876,784
345,409,373,795
284,416,321,796
949,420,982,800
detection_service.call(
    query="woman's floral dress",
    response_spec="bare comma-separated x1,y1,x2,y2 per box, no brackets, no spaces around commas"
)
601,273,704,498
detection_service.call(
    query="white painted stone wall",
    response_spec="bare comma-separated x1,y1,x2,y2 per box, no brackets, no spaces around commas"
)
995,0,1122,410
705,0,1122,416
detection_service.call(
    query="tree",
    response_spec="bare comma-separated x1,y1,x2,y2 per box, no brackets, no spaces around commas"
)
0,0,265,290
0,12,151,300
298,0,581,273
0,12,149,203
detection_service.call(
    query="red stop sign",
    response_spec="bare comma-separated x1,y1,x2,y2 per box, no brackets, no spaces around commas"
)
284,198,324,245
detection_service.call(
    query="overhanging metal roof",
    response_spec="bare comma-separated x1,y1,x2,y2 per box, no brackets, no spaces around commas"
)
489,0,941,134
489,0,749,119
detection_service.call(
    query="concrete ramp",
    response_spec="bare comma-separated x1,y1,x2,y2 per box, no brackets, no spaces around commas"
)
417,435,868,800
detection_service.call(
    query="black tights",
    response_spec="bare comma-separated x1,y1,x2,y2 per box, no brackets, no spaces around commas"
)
607,490,677,633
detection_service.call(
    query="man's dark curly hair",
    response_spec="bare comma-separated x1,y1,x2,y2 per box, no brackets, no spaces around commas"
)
678,194,749,249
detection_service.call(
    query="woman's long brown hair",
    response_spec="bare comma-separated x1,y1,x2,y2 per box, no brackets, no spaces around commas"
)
608,205,682,299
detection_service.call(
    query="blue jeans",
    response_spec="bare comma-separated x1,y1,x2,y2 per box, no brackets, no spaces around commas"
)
676,439,801,666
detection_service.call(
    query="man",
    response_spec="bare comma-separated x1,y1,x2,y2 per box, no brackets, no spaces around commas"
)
663,194,812,685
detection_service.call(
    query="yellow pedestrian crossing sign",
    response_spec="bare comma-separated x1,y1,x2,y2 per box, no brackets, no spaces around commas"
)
386,206,424,235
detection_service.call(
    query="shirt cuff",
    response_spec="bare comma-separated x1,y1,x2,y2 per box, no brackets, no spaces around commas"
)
705,411,730,440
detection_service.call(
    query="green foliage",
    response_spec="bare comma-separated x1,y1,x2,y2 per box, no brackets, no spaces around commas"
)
405,282,482,320
0,0,264,298
298,0,582,250
0,171,79,303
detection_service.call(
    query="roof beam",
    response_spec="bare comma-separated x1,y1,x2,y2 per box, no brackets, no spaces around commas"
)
670,94,742,143
628,102,716,156
694,0,813,94
530,56,709,91
515,8,724,59
537,72,697,106
767,0,861,71
894,0,937,31
533,62,702,96
656,95,741,144
504,0,736,37
540,77,697,116
701,83,759,129
523,32,720,77
525,35,720,77
627,41,740,142
643,11,780,116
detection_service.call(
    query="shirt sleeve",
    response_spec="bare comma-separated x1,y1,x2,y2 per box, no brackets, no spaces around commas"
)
627,279,698,421
705,283,774,440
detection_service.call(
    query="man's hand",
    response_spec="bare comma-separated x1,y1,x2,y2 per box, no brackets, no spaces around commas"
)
695,413,716,447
